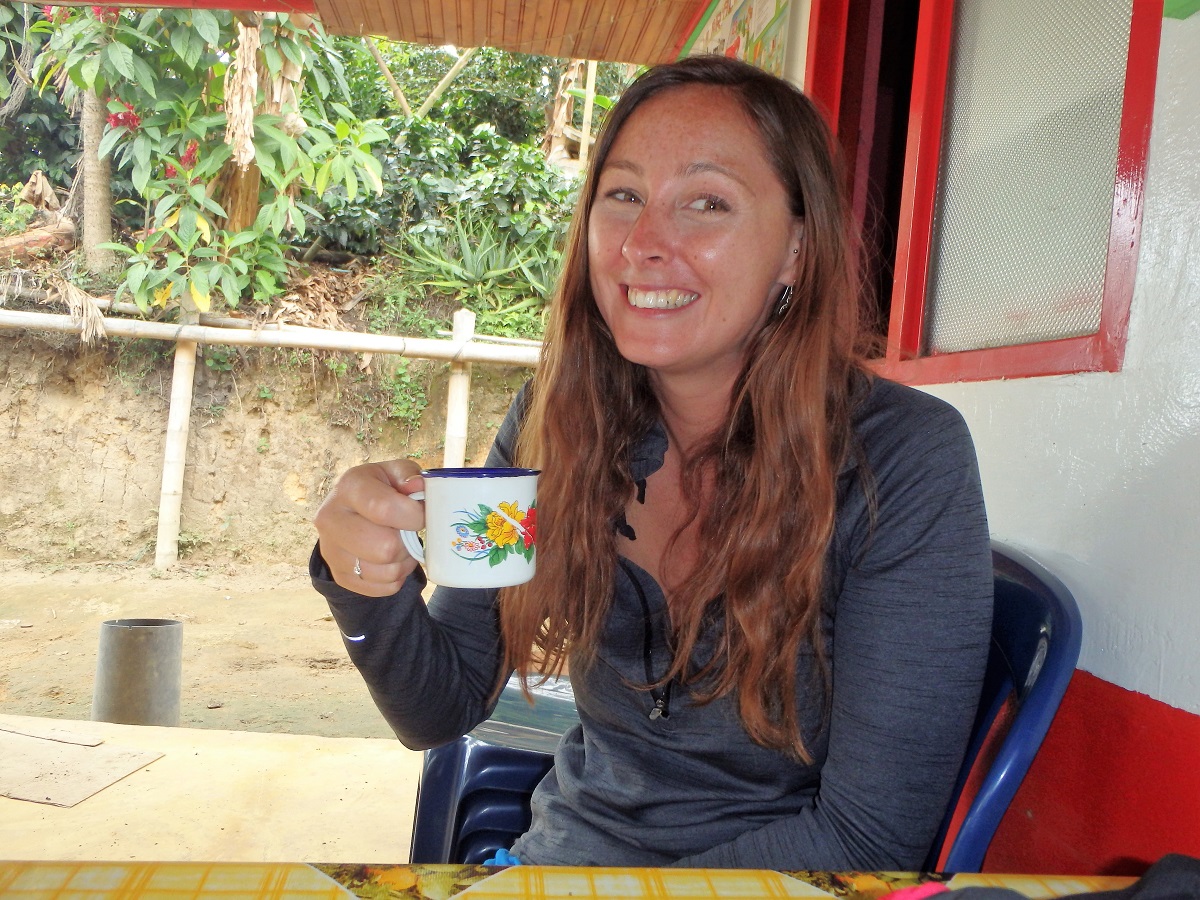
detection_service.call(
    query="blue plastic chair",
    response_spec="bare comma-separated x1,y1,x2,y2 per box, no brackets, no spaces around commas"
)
410,542,1083,871
927,541,1083,872
408,676,572,865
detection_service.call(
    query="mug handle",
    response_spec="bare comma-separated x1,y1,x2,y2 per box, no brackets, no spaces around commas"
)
398,490,426,563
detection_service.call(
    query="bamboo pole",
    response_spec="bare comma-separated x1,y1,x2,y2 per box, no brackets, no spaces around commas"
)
579,60,598,169
0,309,541,366
4,305,542,567
443,308,476,467
154,309,199,570
415,48,477,118
363,36,412,115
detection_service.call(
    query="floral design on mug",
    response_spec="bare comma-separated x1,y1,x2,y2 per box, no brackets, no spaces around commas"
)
450,501,536,566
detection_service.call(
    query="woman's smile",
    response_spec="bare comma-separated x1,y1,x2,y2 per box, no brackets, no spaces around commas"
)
625,287,700,310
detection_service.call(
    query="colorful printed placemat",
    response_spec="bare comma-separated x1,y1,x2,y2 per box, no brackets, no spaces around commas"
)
0,861,1136,900
0,862,353,900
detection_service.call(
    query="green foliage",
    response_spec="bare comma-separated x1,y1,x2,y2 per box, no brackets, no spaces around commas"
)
0,92,79,188
9,13,616,343
202,347,236,373
0,6,73,186
309,115,577,264
0,182,37,236
30,6,382,314
389,207,557,339
364,269,441,337
324,355,350,378
383,359,428,430
339,43,558,143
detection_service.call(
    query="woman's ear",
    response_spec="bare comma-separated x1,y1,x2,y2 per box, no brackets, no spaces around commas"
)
778,218,805,283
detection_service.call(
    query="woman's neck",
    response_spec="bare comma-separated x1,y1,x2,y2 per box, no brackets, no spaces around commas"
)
652,372,734,457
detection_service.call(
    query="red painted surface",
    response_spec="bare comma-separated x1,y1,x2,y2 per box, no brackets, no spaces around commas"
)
803,0,850,126
882,0,952,367
984,671,1200,876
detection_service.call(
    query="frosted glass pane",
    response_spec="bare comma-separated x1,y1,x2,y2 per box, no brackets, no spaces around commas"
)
924,0,1132,354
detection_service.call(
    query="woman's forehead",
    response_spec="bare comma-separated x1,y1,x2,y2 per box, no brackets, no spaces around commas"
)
599,86,777,186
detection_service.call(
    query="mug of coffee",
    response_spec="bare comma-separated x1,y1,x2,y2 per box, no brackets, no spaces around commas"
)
400,467,539,589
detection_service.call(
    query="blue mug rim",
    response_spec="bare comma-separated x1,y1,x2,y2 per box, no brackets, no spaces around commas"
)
421,467,540,478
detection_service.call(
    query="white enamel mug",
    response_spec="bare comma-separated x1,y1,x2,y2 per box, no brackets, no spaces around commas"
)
399,467,539,589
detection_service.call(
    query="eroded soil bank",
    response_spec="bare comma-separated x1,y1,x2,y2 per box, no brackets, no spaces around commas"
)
0,329,525,736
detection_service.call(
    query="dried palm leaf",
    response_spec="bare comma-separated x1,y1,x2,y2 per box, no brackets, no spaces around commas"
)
47,276,106,345
224,22,261,170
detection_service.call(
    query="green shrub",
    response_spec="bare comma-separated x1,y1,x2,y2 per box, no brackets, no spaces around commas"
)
0,183,37,236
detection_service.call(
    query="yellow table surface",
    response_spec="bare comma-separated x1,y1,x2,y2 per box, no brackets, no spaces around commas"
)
0,861,1136,900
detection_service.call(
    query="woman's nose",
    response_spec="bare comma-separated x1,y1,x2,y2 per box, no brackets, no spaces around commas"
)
621,202,673,264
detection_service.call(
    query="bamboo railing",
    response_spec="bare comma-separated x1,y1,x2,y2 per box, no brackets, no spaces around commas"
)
0,306,541,568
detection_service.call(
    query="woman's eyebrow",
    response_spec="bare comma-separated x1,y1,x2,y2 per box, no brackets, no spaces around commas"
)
601,158,642,177
599,157,749,188
683,160,748,187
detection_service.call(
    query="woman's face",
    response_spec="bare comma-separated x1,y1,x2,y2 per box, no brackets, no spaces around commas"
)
587,84,803,389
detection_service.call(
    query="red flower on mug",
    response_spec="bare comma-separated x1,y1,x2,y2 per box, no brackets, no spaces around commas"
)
521,506,536,549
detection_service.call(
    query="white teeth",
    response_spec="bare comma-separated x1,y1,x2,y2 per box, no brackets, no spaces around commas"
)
627,288,699,310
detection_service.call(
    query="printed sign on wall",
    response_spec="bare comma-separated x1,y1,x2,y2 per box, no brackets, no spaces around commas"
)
687,0,792,75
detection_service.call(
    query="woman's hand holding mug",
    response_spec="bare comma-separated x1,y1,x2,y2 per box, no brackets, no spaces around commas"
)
316,462,540,594
399,467,539,589
314,459,427,596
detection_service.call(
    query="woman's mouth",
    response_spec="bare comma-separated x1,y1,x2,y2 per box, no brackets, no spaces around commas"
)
626,288,699,310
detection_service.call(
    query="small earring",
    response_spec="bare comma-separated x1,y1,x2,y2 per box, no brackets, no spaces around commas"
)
792,248,799,254
776,285,793,316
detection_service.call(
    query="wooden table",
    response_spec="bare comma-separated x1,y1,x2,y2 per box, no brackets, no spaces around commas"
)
0,861,1135,899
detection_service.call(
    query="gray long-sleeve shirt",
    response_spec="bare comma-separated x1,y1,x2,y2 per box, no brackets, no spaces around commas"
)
313,375,993,871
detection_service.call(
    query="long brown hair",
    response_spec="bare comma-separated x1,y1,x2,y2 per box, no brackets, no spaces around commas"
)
500,56,871,761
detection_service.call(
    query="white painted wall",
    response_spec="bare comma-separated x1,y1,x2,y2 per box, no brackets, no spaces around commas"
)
924,15,1200,713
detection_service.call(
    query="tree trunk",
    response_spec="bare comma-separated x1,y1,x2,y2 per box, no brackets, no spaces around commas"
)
0,219,76,261
220,161,263,234
80,89,114,274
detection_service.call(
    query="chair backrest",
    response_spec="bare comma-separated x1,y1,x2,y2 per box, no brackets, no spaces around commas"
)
409,674,572,865
409,734,555,864
927,541,1083,872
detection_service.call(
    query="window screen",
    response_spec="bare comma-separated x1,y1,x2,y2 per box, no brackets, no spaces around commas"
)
923,0,1133,354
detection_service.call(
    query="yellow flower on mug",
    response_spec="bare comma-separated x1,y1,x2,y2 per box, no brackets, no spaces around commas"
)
486,501,525,547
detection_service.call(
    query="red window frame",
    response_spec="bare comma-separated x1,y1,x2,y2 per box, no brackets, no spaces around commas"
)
806,0,1163,384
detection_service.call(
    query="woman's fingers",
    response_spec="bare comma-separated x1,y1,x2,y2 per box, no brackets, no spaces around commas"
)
314,460,426,594
340,555,415,598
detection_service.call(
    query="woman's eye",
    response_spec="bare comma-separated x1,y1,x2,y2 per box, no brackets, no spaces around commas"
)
687,194,729,212
606,188,641,204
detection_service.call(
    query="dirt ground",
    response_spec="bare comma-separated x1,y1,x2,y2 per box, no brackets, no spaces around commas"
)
0,557,401,738
0,327,526,739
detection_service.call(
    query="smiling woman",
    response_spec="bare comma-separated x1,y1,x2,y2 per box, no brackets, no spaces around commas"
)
586,83,803,389
312,55,994,873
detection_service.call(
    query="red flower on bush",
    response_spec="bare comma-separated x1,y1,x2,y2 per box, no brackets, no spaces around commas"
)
42,6,70,23
91,6,120,23
163,142,199,180
106,101,140,132
181,141,198,168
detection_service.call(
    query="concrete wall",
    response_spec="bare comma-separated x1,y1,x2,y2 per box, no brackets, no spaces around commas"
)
924,12,1200,716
